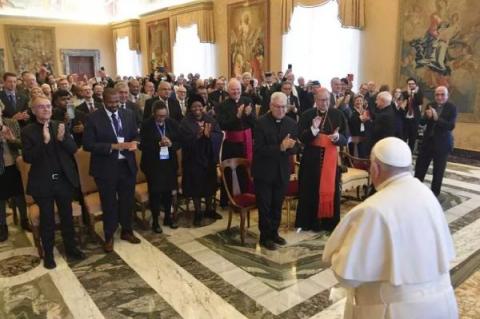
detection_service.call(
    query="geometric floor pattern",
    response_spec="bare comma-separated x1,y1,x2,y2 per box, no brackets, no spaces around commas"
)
1,160,480,318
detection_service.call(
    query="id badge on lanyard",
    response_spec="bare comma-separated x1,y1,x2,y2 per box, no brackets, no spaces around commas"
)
157,123,170,160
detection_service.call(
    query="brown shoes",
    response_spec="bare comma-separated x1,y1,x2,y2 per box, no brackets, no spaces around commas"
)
103,238,114,253
120,232,141,244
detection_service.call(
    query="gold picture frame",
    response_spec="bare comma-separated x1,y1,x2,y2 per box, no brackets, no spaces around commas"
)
147,19,172,73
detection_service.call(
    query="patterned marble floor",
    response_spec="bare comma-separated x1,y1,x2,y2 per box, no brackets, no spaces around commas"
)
1,159,480,319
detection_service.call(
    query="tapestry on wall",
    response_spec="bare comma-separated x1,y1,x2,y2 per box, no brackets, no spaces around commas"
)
228,0,269,80
399,0,480,122
147,19,172,73
4,25,57,74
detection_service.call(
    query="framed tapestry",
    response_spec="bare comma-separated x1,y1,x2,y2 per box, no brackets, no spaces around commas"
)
147,19,172,73
228,0,269,80
4,25,57,74
398,0,480,122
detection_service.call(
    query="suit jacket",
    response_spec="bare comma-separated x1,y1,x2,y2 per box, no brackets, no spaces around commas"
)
82,107,138,179
252,113,298,184
76,100,103,115
298,90,314,115
120,101,143,127
402,90,424,121
129,93,149,111
420,101,457,154
208,89,228,107
21,120,79,197
139,117,180,191
0,90,29,119
143,97,183,123
369,105,396,149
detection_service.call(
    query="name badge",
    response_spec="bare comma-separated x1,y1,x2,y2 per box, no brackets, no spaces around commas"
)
360,123,365,132
160,146,169,160
117,137,125,143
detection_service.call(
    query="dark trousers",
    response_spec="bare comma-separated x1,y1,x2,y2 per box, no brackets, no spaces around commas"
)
414,143,448,196
403,118,418,152
254,176,287,241
149,190,172,224
33,177,76,257
95,160,136,241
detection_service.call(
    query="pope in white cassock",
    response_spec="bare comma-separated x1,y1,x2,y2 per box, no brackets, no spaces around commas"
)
323,137,458,319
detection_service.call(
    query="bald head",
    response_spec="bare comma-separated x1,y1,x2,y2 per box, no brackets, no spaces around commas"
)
227,78,242,101
157,81,172,99
314,88,331,112
434,86,449,105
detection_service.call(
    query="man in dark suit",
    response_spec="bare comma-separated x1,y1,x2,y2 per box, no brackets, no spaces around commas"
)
368,91,396,153
402,78,424,152
21,96,85,269
76,84,103,115
208,78,228,111
258,72,278,116
280,81,300,121
0,72,30,125
143,81,183,123
253,92,298,250
115,82,143,128
415,86,457,196
298,80,321,115
83,88,140,253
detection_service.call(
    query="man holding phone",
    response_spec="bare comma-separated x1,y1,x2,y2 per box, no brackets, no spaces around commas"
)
83,88,141,252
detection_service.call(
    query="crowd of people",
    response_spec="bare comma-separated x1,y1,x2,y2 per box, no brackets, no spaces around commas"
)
0,66,456,257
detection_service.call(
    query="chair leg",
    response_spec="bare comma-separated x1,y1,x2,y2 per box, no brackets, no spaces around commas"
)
240,209,246,245
227,207,233,230
286,199,291,231
32,225,44,258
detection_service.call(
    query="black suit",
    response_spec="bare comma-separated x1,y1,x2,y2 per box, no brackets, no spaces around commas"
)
82,107,138,240
21,120,79,256
208,90,228,109
253,113,298,242
368,105,396,152
143,97,183,123
139,118,180,225
259,84,277,115
119,101,143,128
298,90,314,115
0,90,30,125
76,100,103,115
414,101,457,196
402,90,424,151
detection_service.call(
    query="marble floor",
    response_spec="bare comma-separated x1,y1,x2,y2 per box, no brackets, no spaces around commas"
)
1,159,480,319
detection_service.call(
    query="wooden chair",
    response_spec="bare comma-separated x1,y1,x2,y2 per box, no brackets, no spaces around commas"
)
283,154,299,230
16,157,84,258
220,158,256,245
134,149,149,228
73,149,103,237
340,149,371,200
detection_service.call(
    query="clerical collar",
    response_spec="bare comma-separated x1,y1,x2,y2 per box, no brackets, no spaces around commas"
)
376,172,412,191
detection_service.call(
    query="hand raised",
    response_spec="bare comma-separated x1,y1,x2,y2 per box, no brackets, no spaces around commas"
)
236,104,245,118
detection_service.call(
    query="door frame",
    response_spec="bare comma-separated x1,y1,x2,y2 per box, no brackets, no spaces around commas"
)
60,49,100,76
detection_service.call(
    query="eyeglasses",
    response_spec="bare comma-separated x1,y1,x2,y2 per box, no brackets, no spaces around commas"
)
435,93,447,96
34,104,52,110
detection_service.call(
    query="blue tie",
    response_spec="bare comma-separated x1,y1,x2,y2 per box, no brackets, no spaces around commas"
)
111,113,124,137
8,94,16,110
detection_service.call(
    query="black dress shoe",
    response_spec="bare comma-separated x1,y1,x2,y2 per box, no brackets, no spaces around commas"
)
43,256,57,269
164,219,178,229
273,236,287,246
0,225,8,242
193,213,203,227
66,247,86,260
205,210,223,220
260,239,277,251
20,219,32,232
152,224,163,234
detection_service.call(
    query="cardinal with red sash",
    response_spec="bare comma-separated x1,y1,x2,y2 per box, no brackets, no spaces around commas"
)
295,88,348,232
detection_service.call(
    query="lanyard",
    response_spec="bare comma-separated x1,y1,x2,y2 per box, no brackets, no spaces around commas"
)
156,122,166,138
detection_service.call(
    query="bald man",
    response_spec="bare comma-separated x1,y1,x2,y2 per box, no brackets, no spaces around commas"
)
324,137,457,319
143,81,183,123
414,86,457,196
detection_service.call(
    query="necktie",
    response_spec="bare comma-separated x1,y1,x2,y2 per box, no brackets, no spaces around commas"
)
121,103,126,109
408,94,414,116
8,94,16,111
88,102,94,112
111,113,123,137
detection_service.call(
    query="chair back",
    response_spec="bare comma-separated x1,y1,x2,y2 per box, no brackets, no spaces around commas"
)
220,158,252,206
341,150,371,172
74,148,98,195
15,157,34,205
134,149,146,183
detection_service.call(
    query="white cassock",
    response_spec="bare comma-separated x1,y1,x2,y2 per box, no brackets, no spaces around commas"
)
323,172,458,319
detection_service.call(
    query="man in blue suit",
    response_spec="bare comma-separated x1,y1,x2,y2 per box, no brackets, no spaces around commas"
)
414,86,457,196
83,88,140,252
